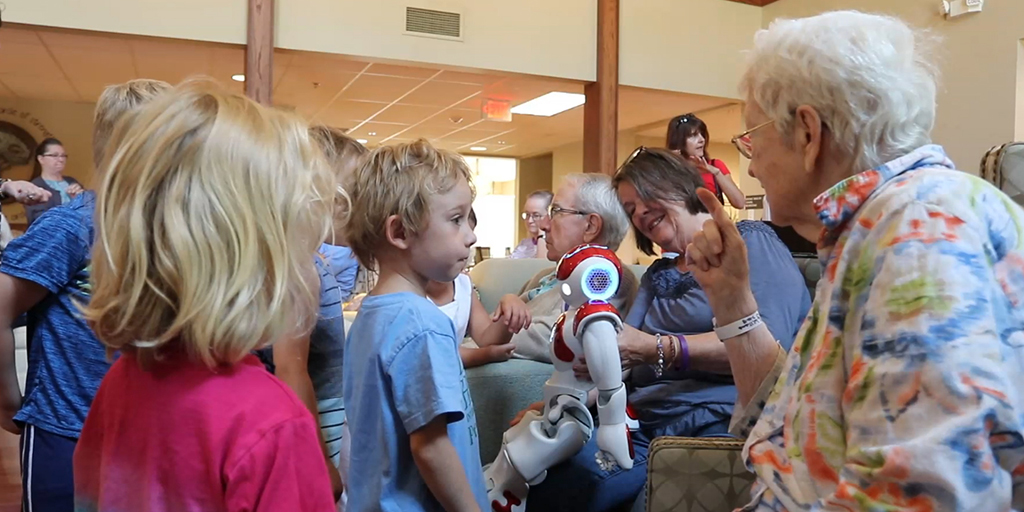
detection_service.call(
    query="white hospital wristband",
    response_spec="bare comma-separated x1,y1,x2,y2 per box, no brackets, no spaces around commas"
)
713,311,762,341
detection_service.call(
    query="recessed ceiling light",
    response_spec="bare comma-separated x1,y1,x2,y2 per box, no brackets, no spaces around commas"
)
470,146,487,152
511,92,585,117
497,141,506,145
368,132,377,136
356,139,368,144
231,74,246,82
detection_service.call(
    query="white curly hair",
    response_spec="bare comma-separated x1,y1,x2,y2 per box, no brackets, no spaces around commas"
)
741,10,941,171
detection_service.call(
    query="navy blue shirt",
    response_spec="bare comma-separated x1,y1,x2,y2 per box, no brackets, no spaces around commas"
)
624,221,811,438
3,192,110,438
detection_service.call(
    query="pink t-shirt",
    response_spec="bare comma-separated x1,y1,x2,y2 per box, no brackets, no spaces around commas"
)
73,353,335,512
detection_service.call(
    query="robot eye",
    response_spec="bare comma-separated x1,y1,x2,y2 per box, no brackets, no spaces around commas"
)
583,268,613,299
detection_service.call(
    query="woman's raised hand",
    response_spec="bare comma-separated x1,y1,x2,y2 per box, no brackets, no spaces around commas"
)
685,188,757,324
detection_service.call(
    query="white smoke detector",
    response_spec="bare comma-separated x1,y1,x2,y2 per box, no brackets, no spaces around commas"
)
942,0,983,19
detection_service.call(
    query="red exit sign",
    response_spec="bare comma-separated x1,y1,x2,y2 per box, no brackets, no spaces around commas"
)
481,99,512,122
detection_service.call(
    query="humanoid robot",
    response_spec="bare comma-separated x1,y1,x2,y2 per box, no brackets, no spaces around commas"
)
485,244,636,512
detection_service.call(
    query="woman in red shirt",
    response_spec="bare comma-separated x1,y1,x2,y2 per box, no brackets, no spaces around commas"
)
666,113,745,209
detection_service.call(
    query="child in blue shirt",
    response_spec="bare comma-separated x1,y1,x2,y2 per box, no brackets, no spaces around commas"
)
343,140,488,512
0,79,171,512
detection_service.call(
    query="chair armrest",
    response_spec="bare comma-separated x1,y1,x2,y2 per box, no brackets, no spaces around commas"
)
646,436,755,512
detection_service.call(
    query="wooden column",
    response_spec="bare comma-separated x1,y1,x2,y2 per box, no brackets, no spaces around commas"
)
245,0,274,105
583,0,619,176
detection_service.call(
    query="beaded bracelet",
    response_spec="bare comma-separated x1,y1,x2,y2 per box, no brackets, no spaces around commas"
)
654,333,665,378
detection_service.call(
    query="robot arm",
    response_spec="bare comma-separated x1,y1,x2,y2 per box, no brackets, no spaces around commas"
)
580,319,622,391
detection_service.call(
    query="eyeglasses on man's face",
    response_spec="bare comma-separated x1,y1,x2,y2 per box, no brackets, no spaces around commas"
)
521,211,548,222
548,205,588,218
730,119,774,159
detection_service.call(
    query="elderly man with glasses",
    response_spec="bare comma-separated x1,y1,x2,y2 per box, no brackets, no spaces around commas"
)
508,173,638,362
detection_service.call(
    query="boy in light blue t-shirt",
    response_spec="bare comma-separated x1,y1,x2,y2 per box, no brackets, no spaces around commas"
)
344,140,501,512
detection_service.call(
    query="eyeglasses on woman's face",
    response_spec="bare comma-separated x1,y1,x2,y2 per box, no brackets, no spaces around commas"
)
521,211,548,222
42,153,69,160
730,119,774,159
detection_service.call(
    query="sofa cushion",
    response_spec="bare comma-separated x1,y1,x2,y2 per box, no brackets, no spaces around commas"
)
470,258,554,312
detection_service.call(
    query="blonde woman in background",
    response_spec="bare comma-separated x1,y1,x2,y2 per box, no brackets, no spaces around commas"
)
510,189,552,259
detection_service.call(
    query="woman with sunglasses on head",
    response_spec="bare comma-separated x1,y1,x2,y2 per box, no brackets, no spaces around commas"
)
509,189,552,259
667,113,745,209
25,137,83,227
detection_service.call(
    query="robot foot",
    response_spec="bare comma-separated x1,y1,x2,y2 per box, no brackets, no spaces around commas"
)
485,447,531,512
490,489,527,512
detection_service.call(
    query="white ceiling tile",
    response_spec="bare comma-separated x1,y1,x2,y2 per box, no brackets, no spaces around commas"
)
371,104,442,124
348,122,408,140
0,28,41,45
420,107,481,128
283,51,370,74
365,63,440,79
51,46,137,93
400,80,482,108
1,75,80,102
38,31,131,52
340,75,425,104
321,99,391,121
0,42,64,77
440,128,511,144
435,70,503,86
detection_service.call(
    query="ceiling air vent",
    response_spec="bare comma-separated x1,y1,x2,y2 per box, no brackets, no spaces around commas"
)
404,6,463,41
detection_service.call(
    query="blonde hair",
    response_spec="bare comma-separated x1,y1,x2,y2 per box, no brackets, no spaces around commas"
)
92,79,172,168
310,125,365,240
345,139,473,269
81,79,335,369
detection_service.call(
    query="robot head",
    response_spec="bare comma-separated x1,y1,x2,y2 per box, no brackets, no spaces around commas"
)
555,244,623,308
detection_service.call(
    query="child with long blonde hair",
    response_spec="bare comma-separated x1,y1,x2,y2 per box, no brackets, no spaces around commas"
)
73,80,337,512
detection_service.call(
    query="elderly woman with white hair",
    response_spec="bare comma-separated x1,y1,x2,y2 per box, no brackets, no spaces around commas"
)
686,10,1024,510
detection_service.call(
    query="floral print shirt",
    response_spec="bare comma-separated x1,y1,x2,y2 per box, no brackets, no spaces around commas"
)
735,145,1024,511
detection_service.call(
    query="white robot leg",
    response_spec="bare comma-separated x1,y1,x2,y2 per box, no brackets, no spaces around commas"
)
484,395,594,512
594,384,635,471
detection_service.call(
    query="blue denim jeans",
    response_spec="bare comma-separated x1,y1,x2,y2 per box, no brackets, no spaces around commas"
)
524,400,733,512
525,429,653,512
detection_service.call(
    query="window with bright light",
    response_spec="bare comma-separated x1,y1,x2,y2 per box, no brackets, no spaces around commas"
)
462,155,517,258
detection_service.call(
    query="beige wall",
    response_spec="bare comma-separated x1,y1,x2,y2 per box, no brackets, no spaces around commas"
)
763,0,1024,172
8,0,760,99
1017,41,1024,140
516,153,553,242
621,0,762,99
0,97,96,225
